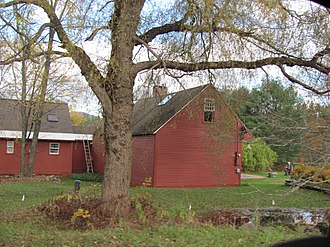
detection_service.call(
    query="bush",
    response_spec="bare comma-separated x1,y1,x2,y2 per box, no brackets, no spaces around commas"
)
242,138,277,172
39,193,160,229
291,165,330,183
69,173,103,182
38,193,102,230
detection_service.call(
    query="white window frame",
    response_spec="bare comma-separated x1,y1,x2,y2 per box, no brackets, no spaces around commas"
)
49,143,60,155
204,98,215,123
6,141,14,154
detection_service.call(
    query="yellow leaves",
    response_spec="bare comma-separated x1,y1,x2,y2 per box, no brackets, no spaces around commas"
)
142,176,152,187
71,208,91,223
70,111,84,126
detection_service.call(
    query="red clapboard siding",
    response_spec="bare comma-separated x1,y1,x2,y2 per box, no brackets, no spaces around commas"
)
72,141,88,173
33,141,73,175
0,139,21,174
153,86,241,188
0,139,73,175
91,135,105,173
131,135,155,186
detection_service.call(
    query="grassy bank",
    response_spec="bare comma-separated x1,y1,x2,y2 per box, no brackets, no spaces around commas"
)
1,174,329,246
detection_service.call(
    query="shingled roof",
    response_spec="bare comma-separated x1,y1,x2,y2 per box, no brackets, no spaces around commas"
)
0,99,73,133
132,84,209,135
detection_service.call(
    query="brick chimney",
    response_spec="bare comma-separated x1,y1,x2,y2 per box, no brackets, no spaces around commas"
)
153,84,168,97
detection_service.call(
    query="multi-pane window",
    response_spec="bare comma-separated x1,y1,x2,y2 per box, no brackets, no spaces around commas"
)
6,141,14,154
49,143,60,155
204,98,215,123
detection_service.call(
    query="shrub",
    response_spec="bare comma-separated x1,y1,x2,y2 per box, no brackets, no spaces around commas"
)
242,138,277,172
291,165,330,183
69,173,103,182
291,165,316,180
38,193,102,230
322,168,330,181
39,193,160,229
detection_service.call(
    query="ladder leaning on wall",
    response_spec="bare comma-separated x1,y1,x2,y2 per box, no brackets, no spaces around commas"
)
83,139,94,173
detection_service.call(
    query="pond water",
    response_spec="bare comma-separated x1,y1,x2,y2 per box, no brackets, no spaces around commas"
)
201,208,330,228
239,208,330,226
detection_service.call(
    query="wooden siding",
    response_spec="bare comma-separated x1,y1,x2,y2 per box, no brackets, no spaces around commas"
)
131,135,155,186
72,141,88,173
0,139,21,174
0,139,73,175
91,135,105,173
153,86,241,188
92,135,155,186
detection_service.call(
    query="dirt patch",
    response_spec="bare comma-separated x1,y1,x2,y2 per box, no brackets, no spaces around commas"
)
241,174,266,179
199,210,249,227
0,175,61,184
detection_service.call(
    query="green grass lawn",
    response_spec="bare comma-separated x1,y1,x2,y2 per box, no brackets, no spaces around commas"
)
0,174,329,246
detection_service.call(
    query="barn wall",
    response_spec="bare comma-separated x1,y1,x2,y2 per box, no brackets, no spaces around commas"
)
72,141,87,173
33,141,73,175
91,134,155,186
91,135,105,173
0,139,73,175
0,139,21,174
154,86,241,188
131,135,155,186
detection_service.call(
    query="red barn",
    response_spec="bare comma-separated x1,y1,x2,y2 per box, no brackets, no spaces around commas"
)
94,84,250,188
0,99,93,175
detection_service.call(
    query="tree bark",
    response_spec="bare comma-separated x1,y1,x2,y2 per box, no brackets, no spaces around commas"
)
101,88,133,217
100,0,144,216
19,45,29,177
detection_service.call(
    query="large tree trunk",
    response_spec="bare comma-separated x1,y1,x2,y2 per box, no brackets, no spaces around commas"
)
101,86,133,218
100,0,144,217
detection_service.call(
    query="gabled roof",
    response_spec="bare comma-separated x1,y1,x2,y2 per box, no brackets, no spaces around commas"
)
0,99,73,133
72,126,95,135
132,84,209,135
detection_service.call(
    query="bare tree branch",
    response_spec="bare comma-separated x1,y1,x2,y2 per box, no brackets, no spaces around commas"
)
0,51,67,65
133,55,330,75
85,25,110,41
0,0,113,116
278,64,330,95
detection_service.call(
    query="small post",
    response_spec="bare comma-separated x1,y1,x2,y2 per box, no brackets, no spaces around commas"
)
74,179,81,193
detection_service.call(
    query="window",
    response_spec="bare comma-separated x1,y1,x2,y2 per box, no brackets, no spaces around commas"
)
6,141,14,154
49,143,60,155
158,93,175,106
47,114,59,122
204,98,215,123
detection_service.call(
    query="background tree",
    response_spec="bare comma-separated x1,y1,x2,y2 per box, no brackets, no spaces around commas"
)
70,109,101,126
224,79,308,163
301,103,330,164
1,0,329,216
0,2,77,176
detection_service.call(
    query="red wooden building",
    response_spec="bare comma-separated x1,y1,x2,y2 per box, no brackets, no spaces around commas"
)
93,84,250,188
0,99,93,175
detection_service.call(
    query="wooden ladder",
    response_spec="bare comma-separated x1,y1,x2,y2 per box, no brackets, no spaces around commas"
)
83,139,94,173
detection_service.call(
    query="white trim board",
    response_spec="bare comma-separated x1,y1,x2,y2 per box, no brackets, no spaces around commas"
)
0,130,93,141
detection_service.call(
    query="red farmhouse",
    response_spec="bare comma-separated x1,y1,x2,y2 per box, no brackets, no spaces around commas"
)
93,84,250,188
0,99,93,175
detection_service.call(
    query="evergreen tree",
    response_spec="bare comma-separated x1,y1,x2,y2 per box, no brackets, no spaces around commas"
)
226,80,307,163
